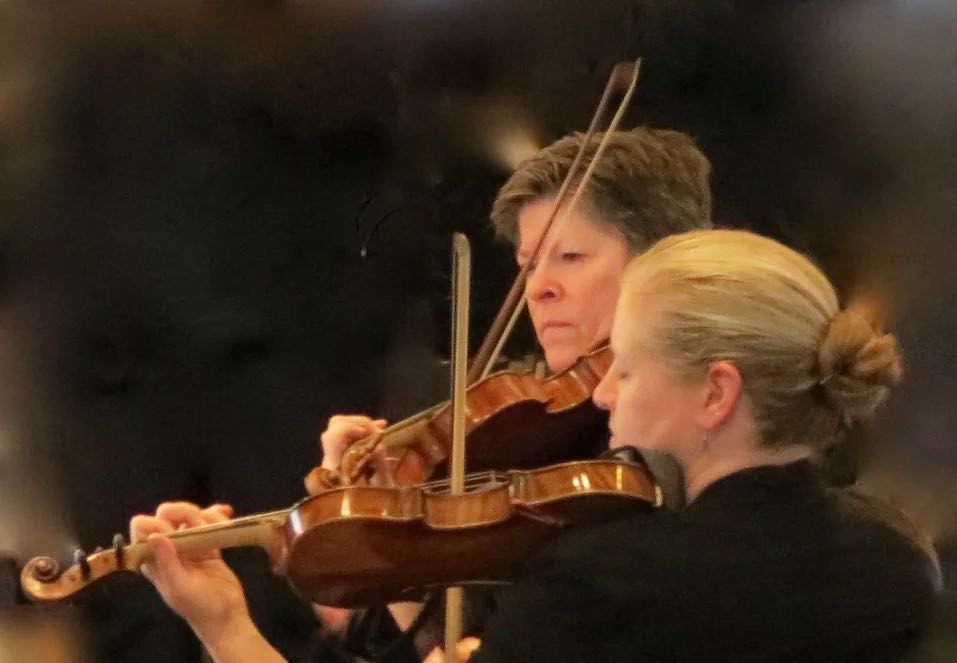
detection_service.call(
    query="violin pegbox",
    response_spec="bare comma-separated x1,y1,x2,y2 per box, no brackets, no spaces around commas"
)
21,533,139,603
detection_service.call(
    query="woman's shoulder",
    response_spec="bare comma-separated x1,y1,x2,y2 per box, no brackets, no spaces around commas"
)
832,487,942,589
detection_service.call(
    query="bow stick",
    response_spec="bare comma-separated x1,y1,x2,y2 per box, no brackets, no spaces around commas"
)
469,58,643,381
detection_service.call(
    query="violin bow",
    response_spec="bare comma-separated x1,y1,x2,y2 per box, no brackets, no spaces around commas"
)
468,59,643,382
441,60,643,654
444,233,472,661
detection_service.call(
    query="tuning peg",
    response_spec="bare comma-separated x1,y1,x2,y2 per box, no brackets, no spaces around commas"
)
113,533,126,565
73,548,91,579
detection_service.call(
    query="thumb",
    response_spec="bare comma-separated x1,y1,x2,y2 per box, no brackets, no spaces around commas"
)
422,647,443,663
458,637,481,659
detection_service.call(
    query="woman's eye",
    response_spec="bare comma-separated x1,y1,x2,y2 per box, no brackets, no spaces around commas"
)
560,252,584,262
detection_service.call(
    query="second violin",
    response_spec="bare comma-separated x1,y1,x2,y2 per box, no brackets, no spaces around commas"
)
22,457,661,608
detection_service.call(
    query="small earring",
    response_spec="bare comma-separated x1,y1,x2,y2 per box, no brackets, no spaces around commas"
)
701,432,711,452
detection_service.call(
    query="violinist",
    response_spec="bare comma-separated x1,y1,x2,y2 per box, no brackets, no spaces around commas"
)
311,125,714,498
462,229,937,662
128,126,715,662
311,126,714,655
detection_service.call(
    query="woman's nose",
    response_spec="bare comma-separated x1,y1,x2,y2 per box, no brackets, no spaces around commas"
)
592,370,617,411
526,263,563,303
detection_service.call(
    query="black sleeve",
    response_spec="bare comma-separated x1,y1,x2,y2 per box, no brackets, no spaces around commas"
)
468,564,656,663
339,604,418,663
339,587,501,662
467,513,675,663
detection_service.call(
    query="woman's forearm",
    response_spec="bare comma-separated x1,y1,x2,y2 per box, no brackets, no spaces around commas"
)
196,614,287,663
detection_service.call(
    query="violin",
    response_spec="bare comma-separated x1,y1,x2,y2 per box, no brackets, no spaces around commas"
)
307,344,613,488
21,457,661,608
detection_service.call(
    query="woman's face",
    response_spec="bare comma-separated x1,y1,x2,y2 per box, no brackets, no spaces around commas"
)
592,295,703,455
517,197,632,373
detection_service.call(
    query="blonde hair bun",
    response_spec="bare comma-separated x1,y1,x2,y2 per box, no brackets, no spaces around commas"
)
621,229,903,448
817,309,903,424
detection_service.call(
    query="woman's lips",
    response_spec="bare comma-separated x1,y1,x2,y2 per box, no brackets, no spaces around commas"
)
540,321,574,337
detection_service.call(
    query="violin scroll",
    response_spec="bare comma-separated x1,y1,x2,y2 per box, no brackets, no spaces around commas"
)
26,556,60,583
21,535,140,603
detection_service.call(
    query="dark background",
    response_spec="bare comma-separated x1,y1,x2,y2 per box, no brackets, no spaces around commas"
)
0,0,954,659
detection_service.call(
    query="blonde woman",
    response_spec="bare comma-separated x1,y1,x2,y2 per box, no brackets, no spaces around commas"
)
467,229,937,662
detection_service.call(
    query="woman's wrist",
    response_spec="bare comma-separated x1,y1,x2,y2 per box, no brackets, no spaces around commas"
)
194,612,286,663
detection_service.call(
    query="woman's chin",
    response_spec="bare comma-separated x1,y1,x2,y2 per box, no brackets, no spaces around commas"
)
543,340,590,373
544,350,576,374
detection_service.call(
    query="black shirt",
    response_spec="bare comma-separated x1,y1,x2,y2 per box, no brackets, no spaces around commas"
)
471,461,935,662
339,419,685,662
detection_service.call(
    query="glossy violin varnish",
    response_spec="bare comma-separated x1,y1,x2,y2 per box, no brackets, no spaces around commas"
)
21,457,659,608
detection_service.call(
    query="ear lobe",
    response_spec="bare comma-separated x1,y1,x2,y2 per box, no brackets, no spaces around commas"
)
702,360,743,428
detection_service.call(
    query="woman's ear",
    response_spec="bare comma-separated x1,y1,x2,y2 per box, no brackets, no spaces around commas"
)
697,360,743,429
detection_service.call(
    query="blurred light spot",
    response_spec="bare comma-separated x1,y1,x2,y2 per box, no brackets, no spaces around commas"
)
492,127,541,171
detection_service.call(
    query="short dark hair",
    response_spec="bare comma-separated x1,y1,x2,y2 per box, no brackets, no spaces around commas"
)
490,127,713,251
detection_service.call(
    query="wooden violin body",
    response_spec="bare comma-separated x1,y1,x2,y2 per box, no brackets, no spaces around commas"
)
310,345,614,488
428,345,613,473
22,457,660,607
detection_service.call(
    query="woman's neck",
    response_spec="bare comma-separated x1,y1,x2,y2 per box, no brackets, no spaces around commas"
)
682,443,814,503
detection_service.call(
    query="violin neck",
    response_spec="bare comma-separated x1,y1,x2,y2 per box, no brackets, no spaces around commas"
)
379,407,439,451
125,509,289,568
